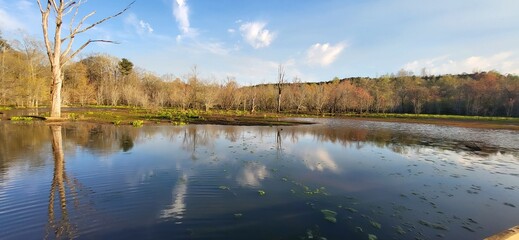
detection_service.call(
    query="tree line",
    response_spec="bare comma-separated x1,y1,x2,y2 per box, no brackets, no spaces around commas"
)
1,34,518,117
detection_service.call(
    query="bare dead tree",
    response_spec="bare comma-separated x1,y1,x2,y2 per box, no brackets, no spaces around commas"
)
37,0,134,118
276,64,286,113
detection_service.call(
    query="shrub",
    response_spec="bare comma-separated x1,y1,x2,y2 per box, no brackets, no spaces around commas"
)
131,120,144,127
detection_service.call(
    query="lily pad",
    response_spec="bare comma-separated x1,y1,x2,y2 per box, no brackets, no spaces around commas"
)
321,209,337,223
368,234,378,240
258,190,266,196
370,220,382,229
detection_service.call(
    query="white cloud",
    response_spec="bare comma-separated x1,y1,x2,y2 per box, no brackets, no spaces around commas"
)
403,52,519,75
306,42,346,66
173,0,197,41
239,21,275,49
125,13,154,35
227,28,235,33
139,20,153,33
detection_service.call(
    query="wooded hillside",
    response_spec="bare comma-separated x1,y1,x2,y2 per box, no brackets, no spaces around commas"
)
1,35,518,117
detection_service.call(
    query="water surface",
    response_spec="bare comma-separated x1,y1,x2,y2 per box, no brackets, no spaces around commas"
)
0,119,518,239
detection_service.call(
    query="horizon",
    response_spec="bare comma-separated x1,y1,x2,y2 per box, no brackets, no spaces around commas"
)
1,0,518,84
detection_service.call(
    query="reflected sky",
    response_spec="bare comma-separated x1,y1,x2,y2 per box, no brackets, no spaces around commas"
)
0,120,518,240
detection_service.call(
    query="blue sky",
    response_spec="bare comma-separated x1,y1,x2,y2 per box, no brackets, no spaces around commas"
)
1,0,519,84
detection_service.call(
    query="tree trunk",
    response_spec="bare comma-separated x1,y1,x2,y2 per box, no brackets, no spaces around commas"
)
277,88,282,113
50,67,63,118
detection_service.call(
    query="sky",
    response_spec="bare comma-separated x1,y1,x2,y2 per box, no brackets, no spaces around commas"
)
1,0,519,85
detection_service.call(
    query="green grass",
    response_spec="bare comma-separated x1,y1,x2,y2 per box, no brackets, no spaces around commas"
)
10,116,34,122
0,106,13,111
131,120,144,127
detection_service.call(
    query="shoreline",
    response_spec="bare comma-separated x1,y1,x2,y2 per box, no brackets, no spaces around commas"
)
2,107,518,130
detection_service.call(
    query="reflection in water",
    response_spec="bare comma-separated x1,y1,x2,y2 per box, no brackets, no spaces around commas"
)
237,163,269,187
160,174,188,223
300,148,339,173
46,125,76,239
119,133,134,152
1,119,518,240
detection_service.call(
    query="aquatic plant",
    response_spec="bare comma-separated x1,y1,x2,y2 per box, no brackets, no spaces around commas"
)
258,190,266,196
368,234,378,240
10,116,33,122
394,225,406,235
369,220,382,229
113,119,122,125
418,220,448,231
321,209,337,223
68,113,78,120
131,120,144,127
345,207,358,213
233,213,243,218
218,186,230,190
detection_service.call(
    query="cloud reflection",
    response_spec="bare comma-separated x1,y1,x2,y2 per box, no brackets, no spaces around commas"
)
160,174,187,223
301,148,340,173
236,163,269,187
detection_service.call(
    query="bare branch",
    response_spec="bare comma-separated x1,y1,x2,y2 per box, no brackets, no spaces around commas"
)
65,39,119,65
63,1,78,16
74,1,135,36
40,5,54,62
36,0,47,13
50,0,59,13
61,11,95,43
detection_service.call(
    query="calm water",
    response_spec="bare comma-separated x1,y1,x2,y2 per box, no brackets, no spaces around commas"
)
0,119,518,239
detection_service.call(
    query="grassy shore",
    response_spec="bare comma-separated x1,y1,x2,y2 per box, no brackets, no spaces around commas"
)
2,106,519,129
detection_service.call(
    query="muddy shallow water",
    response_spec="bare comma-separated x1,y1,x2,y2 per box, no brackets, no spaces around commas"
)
0,119,518,239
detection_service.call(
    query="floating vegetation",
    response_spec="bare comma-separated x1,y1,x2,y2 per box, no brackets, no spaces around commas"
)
394,225,406,235
355,227,363,233
233,213,243,218
345,207,358,213
258,190,266,196
218,186,230,190
368,234,378,240
369,220,382,229
504,202,516,208
462,226,475,232
281,177,288,182
301,226,327,240
418,220,448,231
321,209,337,223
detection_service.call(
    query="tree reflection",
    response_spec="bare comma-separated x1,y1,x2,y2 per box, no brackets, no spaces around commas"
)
46,125,77,240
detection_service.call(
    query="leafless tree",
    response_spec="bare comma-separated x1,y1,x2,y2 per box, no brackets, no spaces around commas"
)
37,0,134,118
276,64,286,113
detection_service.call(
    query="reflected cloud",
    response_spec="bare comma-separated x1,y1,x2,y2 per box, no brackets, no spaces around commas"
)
236,163,269,187
160,174,187,223
300,148,340,173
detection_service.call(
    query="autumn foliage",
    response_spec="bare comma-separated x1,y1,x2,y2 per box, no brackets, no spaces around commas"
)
1,35,518,117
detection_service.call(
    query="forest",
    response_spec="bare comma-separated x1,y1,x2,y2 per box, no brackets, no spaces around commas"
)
1,34,518,117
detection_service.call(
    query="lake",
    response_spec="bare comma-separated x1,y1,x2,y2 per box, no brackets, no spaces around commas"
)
0,119,518,239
